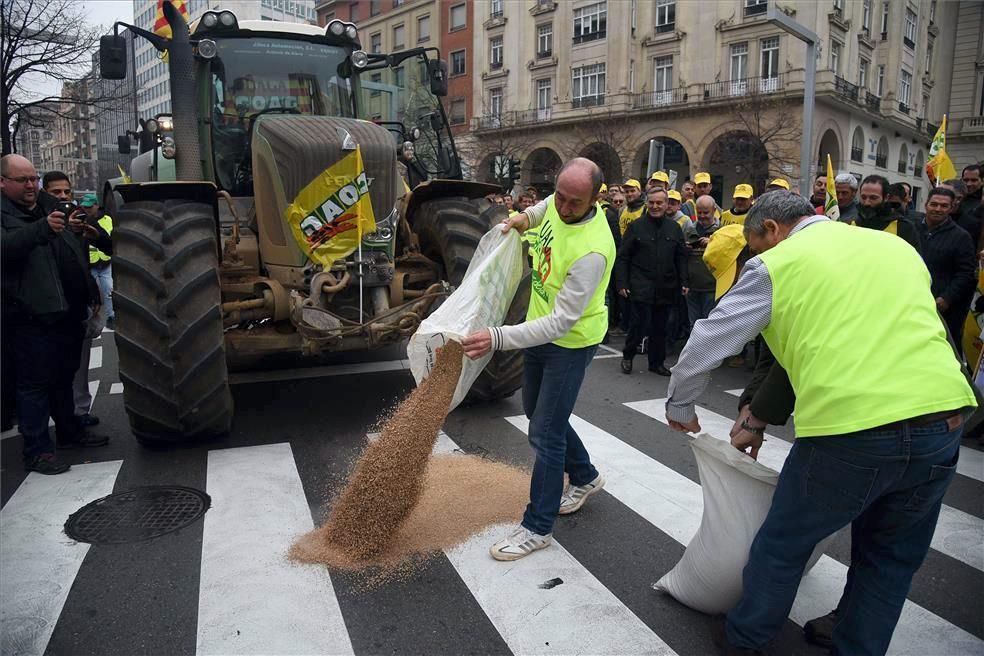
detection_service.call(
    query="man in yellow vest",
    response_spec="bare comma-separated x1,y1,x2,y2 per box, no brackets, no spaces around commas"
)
666,190,976,655
462,158,615,561
618,178,645,235
80,194,114,329
719,184,754,227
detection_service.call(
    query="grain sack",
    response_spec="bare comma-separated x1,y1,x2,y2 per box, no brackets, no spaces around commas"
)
654,435,831,614
408,227,524,411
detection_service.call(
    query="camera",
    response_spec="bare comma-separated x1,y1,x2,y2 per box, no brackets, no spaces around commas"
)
56,201,78,217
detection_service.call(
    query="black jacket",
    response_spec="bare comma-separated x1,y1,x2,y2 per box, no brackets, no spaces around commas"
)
604,203,621,248
614,212,688,305
1,191,95,323
955,189,982,248
855,203,922,252
917,217,977,315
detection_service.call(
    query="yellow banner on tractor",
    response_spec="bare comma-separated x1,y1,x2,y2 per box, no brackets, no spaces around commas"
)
285,147,377,267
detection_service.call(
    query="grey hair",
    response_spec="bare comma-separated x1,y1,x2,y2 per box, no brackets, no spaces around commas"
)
943,178,968,195
743,190,816,235
834,172,858,190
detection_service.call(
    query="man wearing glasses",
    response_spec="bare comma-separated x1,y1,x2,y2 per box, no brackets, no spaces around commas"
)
1,154,109,475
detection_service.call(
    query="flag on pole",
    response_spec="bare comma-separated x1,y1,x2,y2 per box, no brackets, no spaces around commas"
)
153,0,189,62
926,115,957,185
824,154,839,221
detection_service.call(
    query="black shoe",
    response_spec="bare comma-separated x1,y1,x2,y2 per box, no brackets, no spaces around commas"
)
648,365,672,376
620,358,633,374
26,453,71,475
77,413,100,427
803,610,837,649
57,433,110,449
105,316,115,331
711,615,764,655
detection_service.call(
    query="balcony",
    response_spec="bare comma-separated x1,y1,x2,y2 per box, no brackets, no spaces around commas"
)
572,94,605,108
632,86,687,110
903,36,915,49
476,112,510,130
834,76,859,102
865,92,881,112
703,74,784,100
851,146,864,162
898,102,910,115
515,108,552,125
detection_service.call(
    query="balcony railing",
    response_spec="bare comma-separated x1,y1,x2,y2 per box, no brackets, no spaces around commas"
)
898,102,910,115
572,94,605,108
572,30,605,45
656,22,675,33
898,160,907,174
632,86,687,110
851,146,864,162
875,154,887,168
834,76,859,102
513,108,553,125
703,74,784,100
476,112,510,130
865,92,881,112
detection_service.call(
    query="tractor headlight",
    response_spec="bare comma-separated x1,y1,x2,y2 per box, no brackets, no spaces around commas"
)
350,50,369,69
145,118,160,134
157,115,174,132
197,38,217,59
201,11,219,28
400,141,415,161
161,136,177,159
409,126,421,141
327,20,345,36
345,24,358,40
218,11,237,28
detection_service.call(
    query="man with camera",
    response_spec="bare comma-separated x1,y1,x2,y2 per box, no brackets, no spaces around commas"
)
1,155,109,475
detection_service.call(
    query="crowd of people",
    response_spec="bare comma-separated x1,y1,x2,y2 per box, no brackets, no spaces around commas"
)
1,154,115,475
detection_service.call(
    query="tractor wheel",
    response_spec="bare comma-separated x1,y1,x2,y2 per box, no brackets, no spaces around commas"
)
112,199,233,446
412,197,527,402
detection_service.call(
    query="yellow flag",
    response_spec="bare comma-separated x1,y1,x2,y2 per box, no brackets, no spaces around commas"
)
925,115,957,184
117,164,132,184
824,154,839,221
285,147,377,266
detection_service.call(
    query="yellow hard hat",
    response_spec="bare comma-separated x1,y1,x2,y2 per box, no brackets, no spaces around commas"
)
623,178,642,190
703,224,747,300
600,183,608,194
694,172,711,185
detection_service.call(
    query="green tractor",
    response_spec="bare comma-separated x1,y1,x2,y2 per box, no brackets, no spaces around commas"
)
99,2,527,445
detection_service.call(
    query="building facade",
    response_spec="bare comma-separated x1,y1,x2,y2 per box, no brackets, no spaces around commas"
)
42,76,100,192
943,1,984,171
466,0,970,206
12,105,57,171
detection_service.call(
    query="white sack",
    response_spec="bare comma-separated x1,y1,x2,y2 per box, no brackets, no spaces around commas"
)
654,434,832,614
407,227,524,411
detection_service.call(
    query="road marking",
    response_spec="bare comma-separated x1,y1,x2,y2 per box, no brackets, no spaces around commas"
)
0,461,123,656
506,413,983,656
628,399,984,573
197,443,353,656
433,432,676,655
109,383,124,395
228,359,410,384
88,346,102,370
87,380,99,412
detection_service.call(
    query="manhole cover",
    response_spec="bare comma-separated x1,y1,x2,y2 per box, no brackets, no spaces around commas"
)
64,486,210,544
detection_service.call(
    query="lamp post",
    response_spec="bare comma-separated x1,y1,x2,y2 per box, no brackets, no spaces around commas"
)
766,8,818,197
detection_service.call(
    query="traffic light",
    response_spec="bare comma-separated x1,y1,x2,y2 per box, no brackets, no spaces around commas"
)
508,157,521,181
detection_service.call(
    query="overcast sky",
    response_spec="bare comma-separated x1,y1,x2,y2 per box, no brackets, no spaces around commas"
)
86,0,135,29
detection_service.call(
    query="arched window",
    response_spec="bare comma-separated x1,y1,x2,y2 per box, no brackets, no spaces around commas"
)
914,149,925,179
897,144,909,174
876,137,889,168
851,126,865,162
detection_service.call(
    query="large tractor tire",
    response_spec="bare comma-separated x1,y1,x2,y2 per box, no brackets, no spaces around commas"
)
412,198,526,402
112,199,233,446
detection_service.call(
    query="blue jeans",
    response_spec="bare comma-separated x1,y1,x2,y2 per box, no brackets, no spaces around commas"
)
686,291,715,329
726,418,964,655
91,263,113,319
521,343,599,536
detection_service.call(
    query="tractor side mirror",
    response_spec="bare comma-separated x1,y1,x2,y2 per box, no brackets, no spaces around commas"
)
99,35,128,80
117,135,132,155
427,59,448,97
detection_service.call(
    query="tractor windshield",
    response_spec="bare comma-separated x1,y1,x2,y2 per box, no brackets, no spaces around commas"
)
208,37,355,194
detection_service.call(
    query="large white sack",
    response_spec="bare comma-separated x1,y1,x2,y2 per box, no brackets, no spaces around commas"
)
654,434,832,614
407,227,524,411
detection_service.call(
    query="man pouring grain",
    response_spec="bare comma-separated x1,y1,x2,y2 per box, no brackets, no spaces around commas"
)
462,158,615,561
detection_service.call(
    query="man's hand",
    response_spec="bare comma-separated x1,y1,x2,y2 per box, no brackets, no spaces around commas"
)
681,286,689,296
936,297,950,312
731,410,767,460
80,223,101,240
461,329,492,360
730,404,752,439
47,211,66,233
667,414,701,433
618,288,631,298
698,237,710,247
500,213,529,234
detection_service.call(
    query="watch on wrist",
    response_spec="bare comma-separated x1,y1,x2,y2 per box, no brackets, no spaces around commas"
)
741,418,766,435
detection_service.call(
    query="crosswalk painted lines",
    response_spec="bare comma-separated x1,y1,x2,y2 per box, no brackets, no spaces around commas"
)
628,398,984,573
505,413,984,656
0,461,123,656
88,346,102,370
109,383,123,395
720,388,983,483
197,443,353,656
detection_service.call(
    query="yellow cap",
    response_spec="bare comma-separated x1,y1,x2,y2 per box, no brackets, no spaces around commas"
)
623,178,641,190
733,183,754,199
703,224,747,300
650,170,670,183
768,178,790,190
694,172,711,185
600,183,608,194
667,189,682,202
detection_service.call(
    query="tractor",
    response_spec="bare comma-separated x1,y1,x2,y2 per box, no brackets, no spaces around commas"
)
98,2,527,446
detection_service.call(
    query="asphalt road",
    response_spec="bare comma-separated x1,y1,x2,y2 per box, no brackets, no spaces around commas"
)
1,330,982,656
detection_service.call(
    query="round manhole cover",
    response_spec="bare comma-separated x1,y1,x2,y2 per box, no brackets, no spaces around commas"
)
64,486,211,544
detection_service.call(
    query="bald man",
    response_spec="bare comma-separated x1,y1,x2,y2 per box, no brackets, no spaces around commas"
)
1,154,108,476
463,158,615,561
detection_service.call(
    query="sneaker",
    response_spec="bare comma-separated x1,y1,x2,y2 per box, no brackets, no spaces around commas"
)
26,453,70,475
803,610,837,648
620,358,633,374
490,526,552,561
76,413,100,427
558,475,605,515
57,433,110,450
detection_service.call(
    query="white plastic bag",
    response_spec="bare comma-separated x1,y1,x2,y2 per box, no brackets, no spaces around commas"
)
407,227,524,410
654,435,832,614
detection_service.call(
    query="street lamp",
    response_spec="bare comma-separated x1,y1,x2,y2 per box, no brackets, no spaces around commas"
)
766,8,818,197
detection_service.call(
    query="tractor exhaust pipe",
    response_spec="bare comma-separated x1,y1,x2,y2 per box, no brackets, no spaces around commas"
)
163,1,202,182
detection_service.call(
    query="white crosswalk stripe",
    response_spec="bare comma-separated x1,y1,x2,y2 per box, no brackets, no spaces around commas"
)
88,346,102,370
505,412,984,656
627,398,984,573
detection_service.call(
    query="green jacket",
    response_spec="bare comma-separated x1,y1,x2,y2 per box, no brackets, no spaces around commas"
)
1,191,93,321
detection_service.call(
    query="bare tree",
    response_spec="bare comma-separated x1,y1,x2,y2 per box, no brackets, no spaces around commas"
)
456,91,542,191
1,0,109,154
570,103,638,184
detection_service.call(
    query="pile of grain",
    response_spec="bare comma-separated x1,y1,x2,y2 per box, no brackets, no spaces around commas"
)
289,341,529,577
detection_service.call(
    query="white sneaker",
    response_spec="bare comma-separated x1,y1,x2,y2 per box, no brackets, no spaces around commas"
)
490,526,552,561
558,475,605,515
